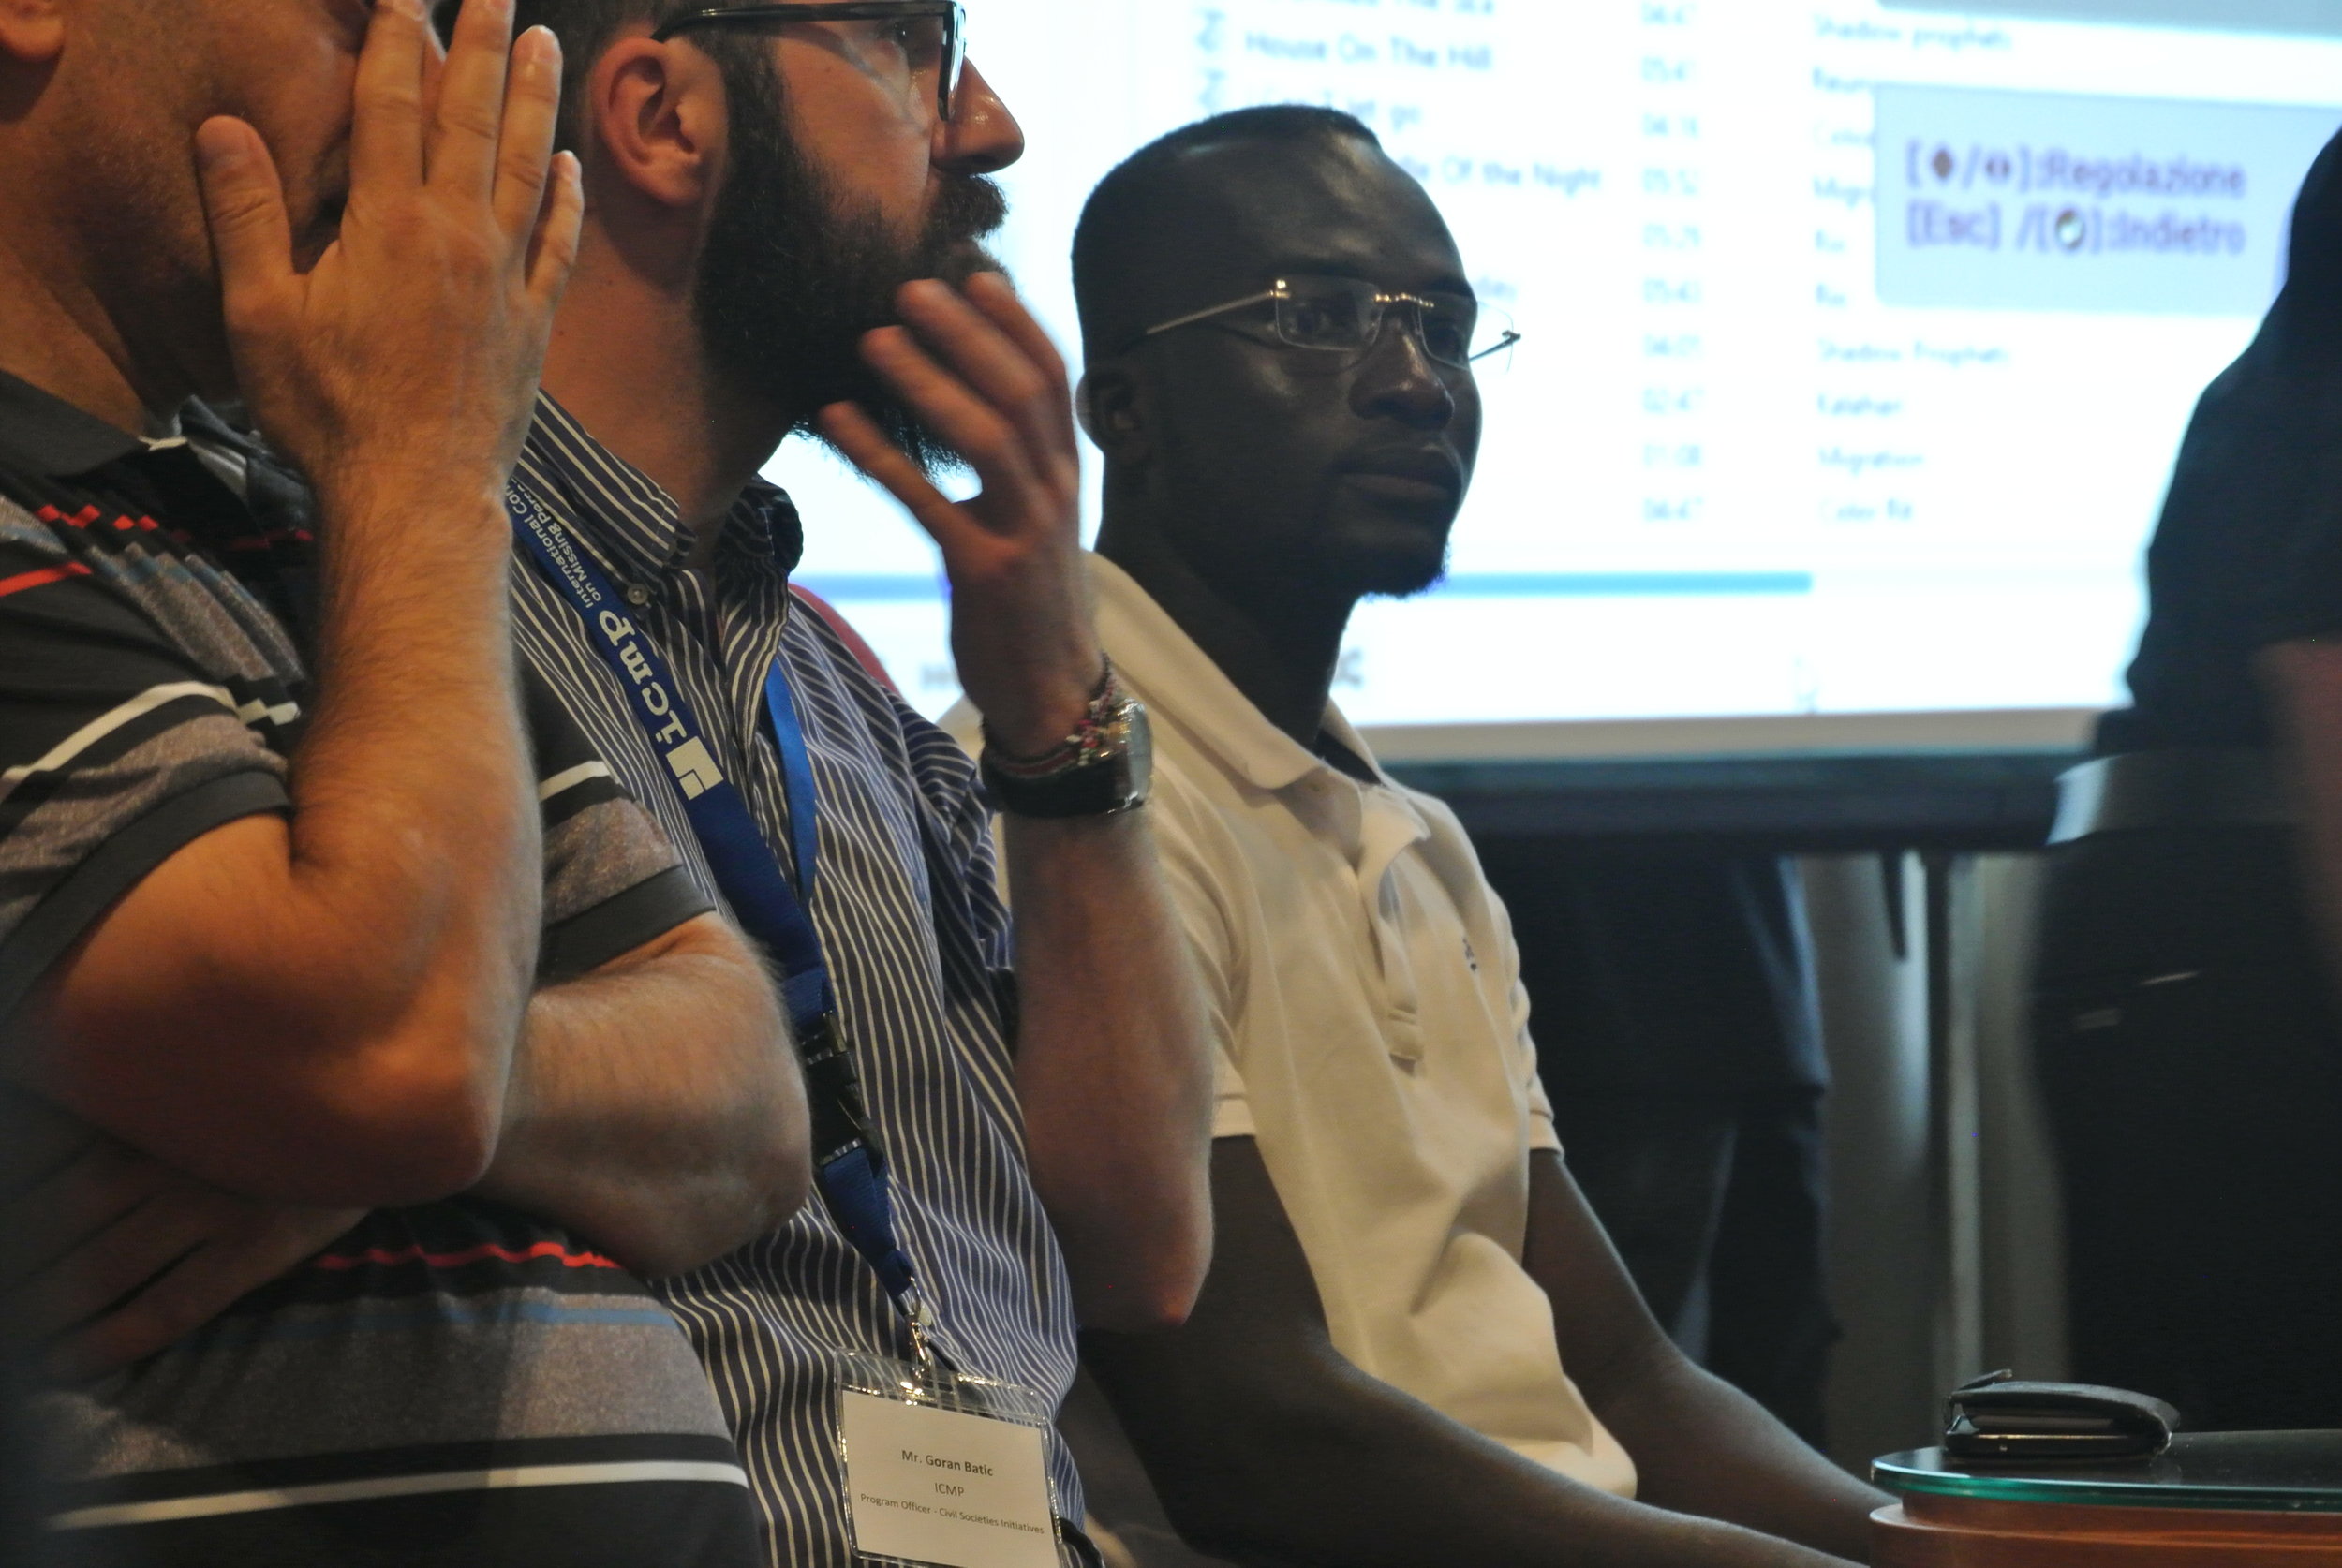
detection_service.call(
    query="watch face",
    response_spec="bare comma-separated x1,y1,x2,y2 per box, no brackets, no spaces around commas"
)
1120,700,1153,807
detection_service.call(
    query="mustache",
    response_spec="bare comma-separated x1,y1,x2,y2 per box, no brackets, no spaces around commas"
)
914,175,1010,279
942,174,1009,241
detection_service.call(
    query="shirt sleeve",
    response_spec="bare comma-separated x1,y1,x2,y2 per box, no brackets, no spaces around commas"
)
1145,778,1253,1140
1488,863,1564,1156
0,531,289,1024
526,671,714,981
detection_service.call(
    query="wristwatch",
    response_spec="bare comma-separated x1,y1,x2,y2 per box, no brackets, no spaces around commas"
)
979,661,1153,819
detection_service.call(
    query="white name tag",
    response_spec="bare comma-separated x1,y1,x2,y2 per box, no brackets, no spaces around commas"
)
842,1390,1059,1568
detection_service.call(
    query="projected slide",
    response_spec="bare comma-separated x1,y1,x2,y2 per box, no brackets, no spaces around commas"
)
765,1,2342,748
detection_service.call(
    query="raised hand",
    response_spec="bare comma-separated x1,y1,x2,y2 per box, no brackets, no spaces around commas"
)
192,0,582,521
819,274,1103,756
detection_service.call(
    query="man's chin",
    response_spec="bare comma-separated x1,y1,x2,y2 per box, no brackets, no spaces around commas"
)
952,242,1008,285
1339,542,1450,601
1358,560,1448,600
1324,515,1454,600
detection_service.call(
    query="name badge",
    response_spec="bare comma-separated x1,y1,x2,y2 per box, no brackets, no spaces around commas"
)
839,1355,1060,1568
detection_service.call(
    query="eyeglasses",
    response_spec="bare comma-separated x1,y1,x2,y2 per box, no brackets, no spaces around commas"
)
1134,274,1521,373
653,1,969,124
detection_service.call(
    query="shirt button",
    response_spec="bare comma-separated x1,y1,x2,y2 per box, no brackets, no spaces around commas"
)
624,584,651,607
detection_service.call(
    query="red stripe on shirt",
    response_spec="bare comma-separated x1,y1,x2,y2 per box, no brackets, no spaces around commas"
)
0,562,93,600
310,1240,621,1273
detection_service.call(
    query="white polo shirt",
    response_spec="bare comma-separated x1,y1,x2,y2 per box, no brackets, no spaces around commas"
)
954,555,1636,1499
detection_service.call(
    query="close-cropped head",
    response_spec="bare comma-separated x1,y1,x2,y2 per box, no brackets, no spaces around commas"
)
512,0,1024,466
1075,106,1487,611
0,0,378,403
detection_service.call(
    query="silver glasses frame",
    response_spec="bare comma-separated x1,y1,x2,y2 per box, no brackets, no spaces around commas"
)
1137,276,1521,369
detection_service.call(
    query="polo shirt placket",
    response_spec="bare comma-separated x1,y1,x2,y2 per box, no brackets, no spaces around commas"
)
1049,552,1639,1501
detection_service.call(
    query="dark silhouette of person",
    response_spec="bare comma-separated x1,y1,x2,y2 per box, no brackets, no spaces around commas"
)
2034,123,2342,1430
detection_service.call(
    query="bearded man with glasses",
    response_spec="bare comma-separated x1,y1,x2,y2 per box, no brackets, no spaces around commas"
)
489,3,1216,1565
944,106,1891,1568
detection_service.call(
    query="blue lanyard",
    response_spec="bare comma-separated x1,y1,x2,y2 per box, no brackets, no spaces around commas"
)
506,482,918,1308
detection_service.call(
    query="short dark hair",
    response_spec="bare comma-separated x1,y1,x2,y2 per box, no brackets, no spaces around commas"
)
1072,106,1380,360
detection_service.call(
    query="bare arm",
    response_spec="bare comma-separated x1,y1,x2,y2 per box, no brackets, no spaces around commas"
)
1084,1140,1864,1568
1523,1150,1885,1562
997,810,1213,1331
14,2,584,1207
818,274,1212,1331
475,912,810,1277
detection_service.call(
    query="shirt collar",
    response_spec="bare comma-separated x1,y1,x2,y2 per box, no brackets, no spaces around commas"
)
520,391,805,584
1089,551,1385,794
0,366,166,477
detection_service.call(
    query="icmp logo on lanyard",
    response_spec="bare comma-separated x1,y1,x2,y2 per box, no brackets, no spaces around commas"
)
510,484,728,800
506,479,1064,1567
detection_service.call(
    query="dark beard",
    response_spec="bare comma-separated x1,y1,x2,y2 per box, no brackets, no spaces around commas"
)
693,52,1009,476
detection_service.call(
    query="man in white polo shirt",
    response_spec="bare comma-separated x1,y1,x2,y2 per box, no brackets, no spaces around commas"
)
955,106,1888,1568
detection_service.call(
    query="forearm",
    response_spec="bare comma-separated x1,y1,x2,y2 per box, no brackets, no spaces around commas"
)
473,921,808,1276
25,487,541,1203
285,479,541,1051
1005,809,1212,1331
1092,1343,1858,1568
1587,1341,1884,1562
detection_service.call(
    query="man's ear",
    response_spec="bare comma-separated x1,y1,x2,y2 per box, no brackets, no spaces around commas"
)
587,35,723,212
0,0,67,67
1080,364,1149,462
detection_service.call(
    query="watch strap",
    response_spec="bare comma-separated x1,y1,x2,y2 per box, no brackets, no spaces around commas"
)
980,699,1152,819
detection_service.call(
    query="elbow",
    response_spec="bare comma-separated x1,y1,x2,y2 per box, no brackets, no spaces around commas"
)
38,913,523,1206
1072,1239,1209,1333
297,949,527,1203
605,1105,814,1279
1077,1268,1203,1335
765,1065,817,1229
676,1125,815,1276
766,1142,815,1238
239,981,517,1206
1058,1180,1214,1332
292,1029,507,1205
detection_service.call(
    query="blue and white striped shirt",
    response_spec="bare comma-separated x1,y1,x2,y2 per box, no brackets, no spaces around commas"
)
508,396,1092,1568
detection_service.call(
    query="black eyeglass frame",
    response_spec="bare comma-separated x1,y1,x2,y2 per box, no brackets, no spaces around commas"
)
652,1,968,123
1131,275,1522,372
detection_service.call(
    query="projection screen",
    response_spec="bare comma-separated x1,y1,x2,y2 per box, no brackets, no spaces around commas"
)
762,0,2342,762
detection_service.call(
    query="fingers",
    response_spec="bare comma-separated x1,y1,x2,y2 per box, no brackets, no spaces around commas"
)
894,281,1077,490
966,274,1075,410
14,1190,229,1346
420,0,450,110
493,25,564,243
0,1089,97,1193
349,0,434,193
526,152,586,307
194,118,296,315
816,401,972,552
852,326,1045,524
0,1142,165,1288
48,1208,363,1382
427,0,518,199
